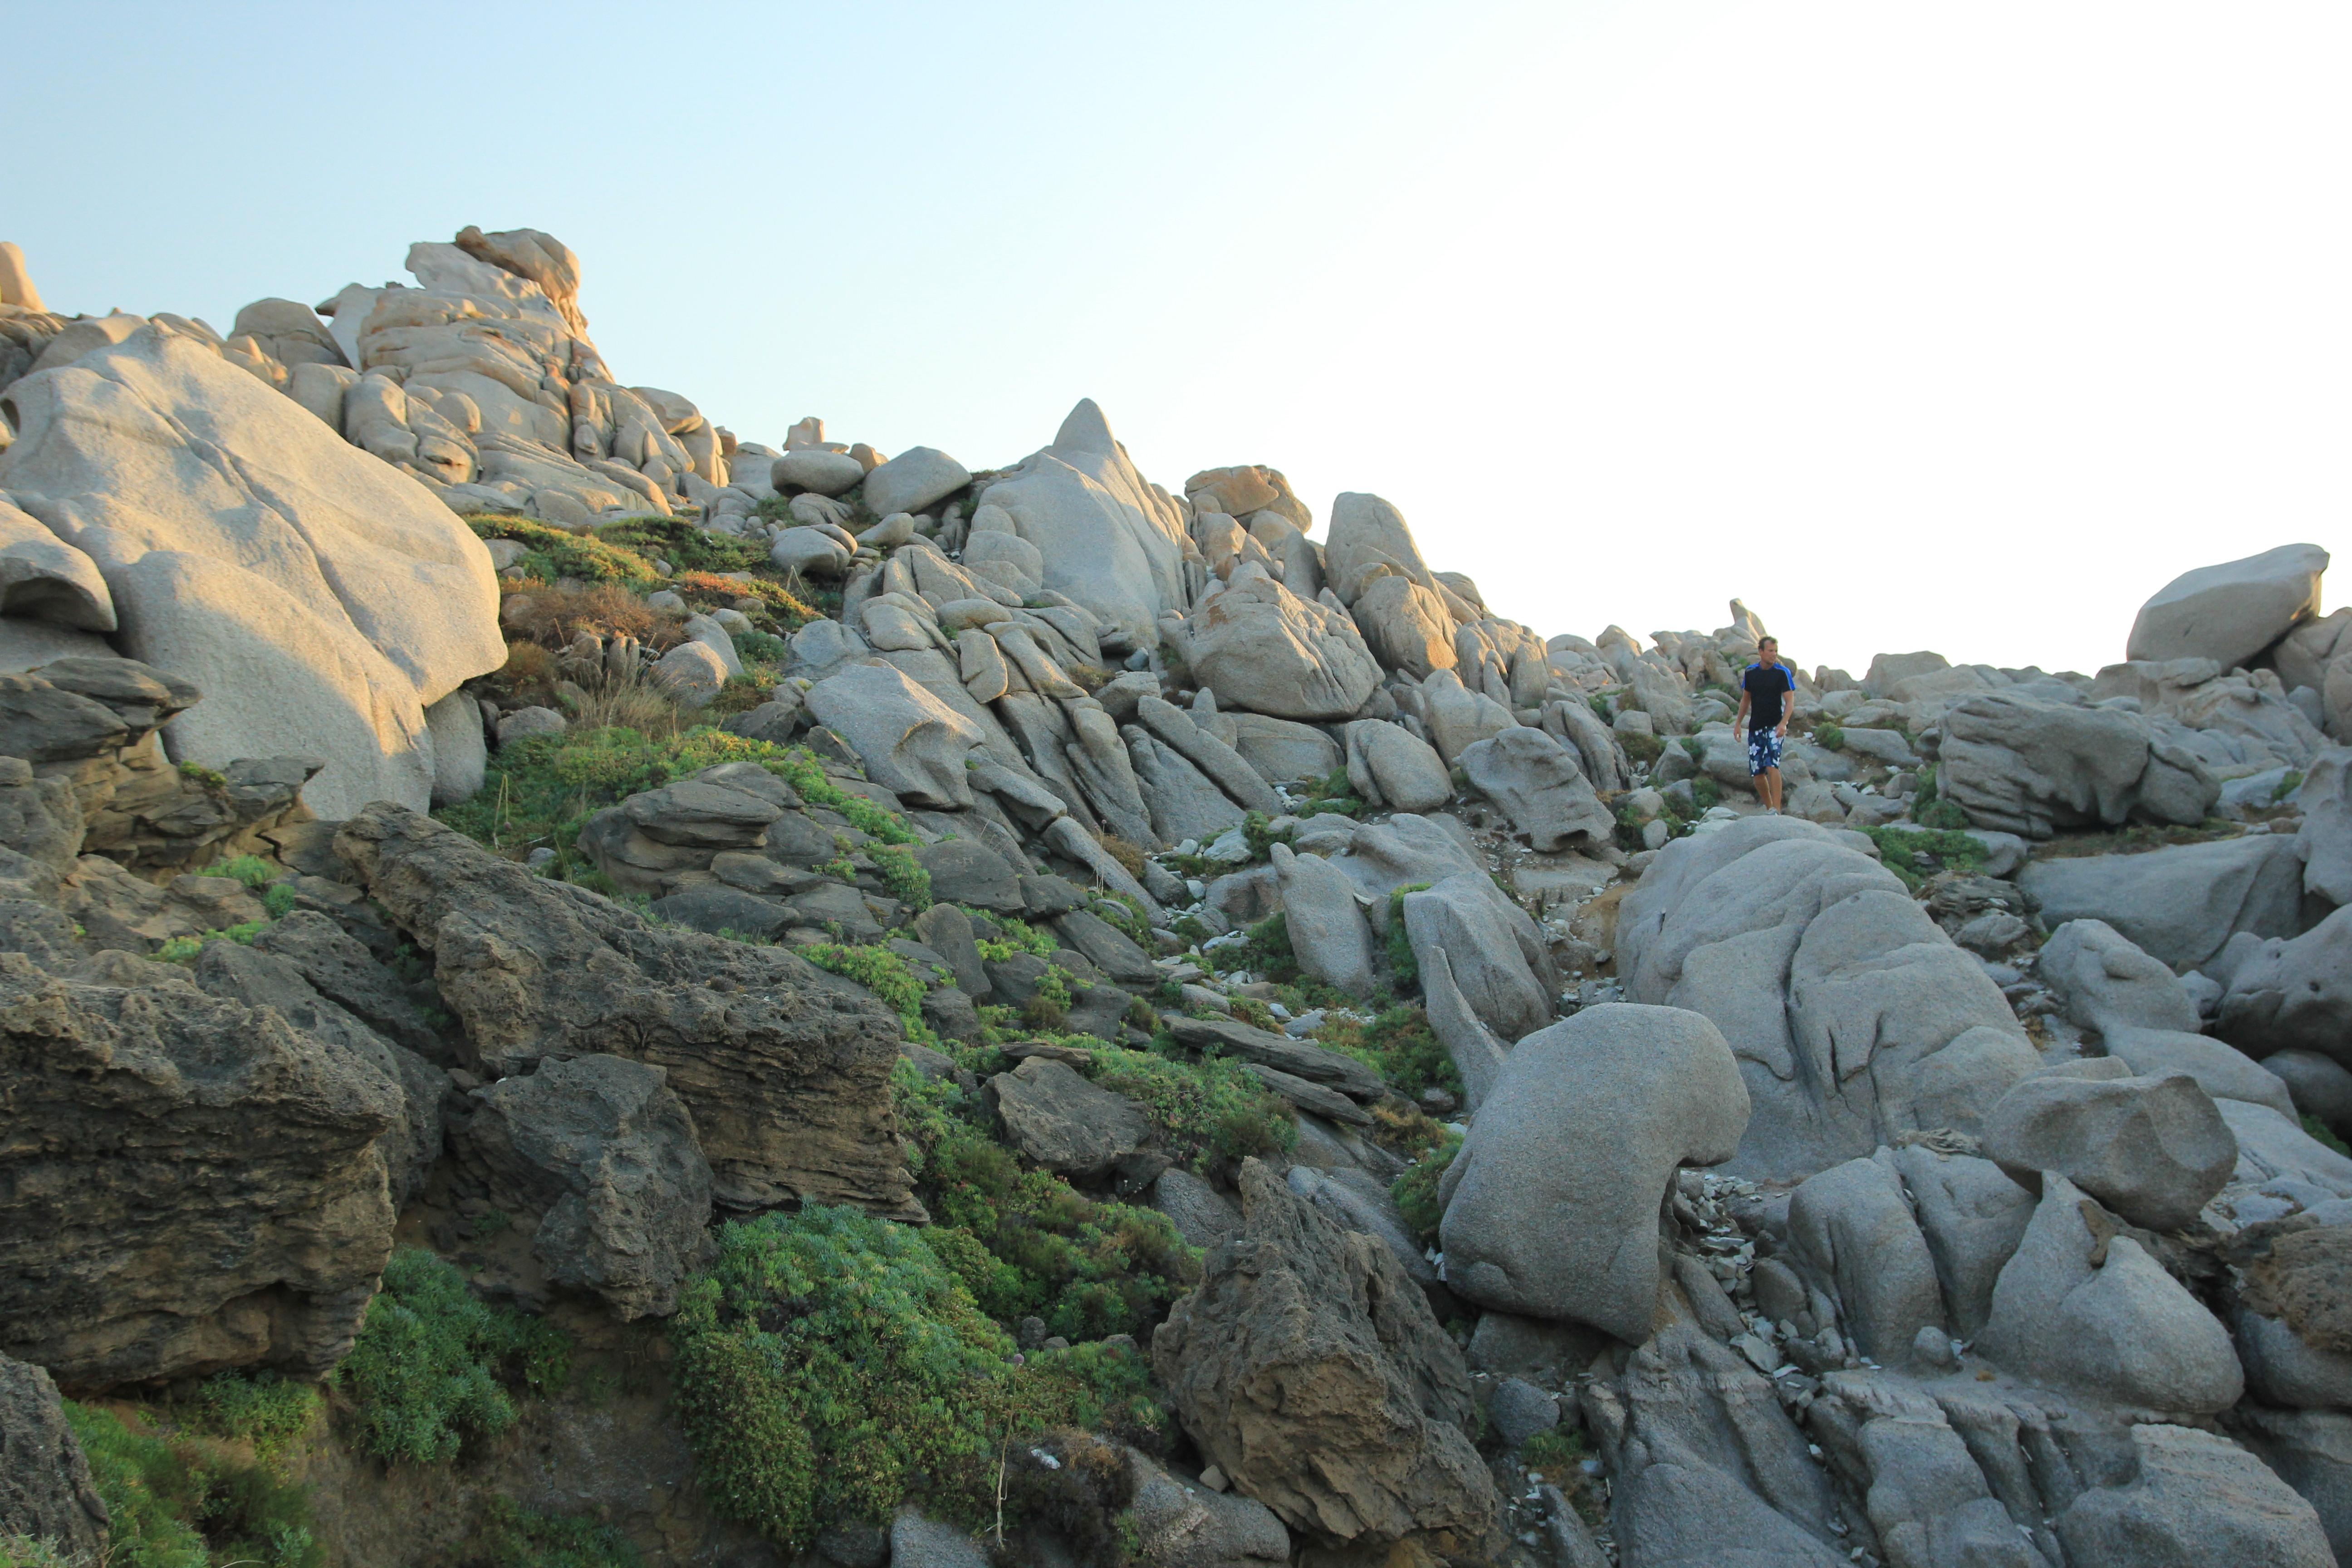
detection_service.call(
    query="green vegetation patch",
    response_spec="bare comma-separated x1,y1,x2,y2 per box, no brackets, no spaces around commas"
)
1391,1130,1462,1246
1385,883,1431,990
334,1249,571,1465
186,1370,320,1469
669,1206,1156,1551
466,514,661,587
1088,1044,1296,1170
594,515,764,577
2031,819,2242,861
1315,1003,1462,1103
63,1400,323,1568
803,942,929,1034
1860,824,1992,891
476,1499,643,1568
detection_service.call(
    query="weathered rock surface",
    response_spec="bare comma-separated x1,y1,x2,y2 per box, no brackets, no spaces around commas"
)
1938,692,2218,837
451,1054,713,1320
0,949,397,1387
334,802,919,1217
1459,724,1612,851
2217,905,2352,1066
1787,1155,1945,1363
803,662,982,808
1152,1159,1500,1555
985,1058,1149,1181
2019,830,2308,976
1438,1004,1748,1340
1619,817,2038,1180
1341,718,1450,813
2126,543,2329,669
2057,1421,2332,1567
0,328,503,815
1177,564,1379,721
0,1352,110,1561
1980,1066,2237,1231
1268,843,1377,998
1976,1174,2242,1413
1400,873,1555,1043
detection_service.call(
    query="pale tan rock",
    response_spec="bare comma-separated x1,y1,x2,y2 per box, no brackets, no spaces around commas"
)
0,242,43,312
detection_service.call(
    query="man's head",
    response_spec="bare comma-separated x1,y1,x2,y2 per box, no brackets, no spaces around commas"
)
1759,636,1779,662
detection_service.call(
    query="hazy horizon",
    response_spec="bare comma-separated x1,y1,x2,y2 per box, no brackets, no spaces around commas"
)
10,0,2345,678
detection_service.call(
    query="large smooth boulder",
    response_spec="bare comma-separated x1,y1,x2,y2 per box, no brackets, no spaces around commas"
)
1938,693,2217,838
1177,563,1380,721
1401,874,1554,1043
1786,1155,1943,1362
2239,1407,2352,1565
1977,1174,2242,1413
1152,1159,1500,1556
1618,817,2038,1180
0,495,112,631
2038,918,2203,1034
1459,725,1612,851
2057,1423,2332,1567
1269,842,1377,998
1980,1066,2235,1231
985,1058,1149,1181
2018,832,2308,973
2126,543,2329,669
2219,905,2352,1067
0,950,397,1387
1348,575,1458,680
1228,711,1341,786
973,401,1190,647
1342,718,1450,812
1322,493,1451,609
1892,1147,2037,1337
1416,668,1512,765
2299,746,2352,905
1437,1004,1748,1341
0,328,503,816
862,446,970,517
452,1054,712,1320
0,1353,110,1562
803,662,983,809
335,803,919,1217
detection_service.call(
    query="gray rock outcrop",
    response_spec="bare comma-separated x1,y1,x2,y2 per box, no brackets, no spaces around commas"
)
1938,692,2218,837
2126,543,2330,669
1458,725,1613,851
334,802,920,1217
451,1054,714,1320
1980,1065,2236,1231
0,1352,110,1563
1438,1004,1749,1340
1152,1159,1500,1557
2018,831,2308,973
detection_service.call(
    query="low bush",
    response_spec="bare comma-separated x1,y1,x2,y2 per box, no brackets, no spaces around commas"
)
64,1400,323,1568
1391,1131,1462,1245
868,842,932,910
1315,1004,1461,1102
2305,1115,2351,1157
1814,723,1845,753
334,1249,571,1465
669,1207,1160,1551
973,912,1057,961
467,515,661,587
1088,1045,1296,1169
1859,824,1991,890
186,1369,320,1469
594,515,764,578
1384,884,1430,990
1619,730,1663,766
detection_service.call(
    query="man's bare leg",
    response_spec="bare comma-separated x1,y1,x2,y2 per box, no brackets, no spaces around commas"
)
1761,766,1783,811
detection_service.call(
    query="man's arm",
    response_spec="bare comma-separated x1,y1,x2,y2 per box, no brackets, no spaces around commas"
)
1735,683,1752,730
1775,666,1793,735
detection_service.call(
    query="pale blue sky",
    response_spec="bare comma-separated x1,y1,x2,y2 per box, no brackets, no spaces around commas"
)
10,1,2347,675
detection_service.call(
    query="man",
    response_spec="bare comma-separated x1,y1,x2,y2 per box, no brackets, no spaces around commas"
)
1733,635,1797,813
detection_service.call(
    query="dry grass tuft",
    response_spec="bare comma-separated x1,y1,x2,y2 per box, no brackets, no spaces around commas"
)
1092,830,1148,878
567,679,691,738
500,580,668,650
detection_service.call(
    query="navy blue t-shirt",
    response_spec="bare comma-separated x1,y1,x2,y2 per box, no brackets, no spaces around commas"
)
1741,661,1795,731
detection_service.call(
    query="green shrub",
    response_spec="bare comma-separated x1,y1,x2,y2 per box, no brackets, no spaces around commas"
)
1088,1045,1296,1169
213,854,284,890
438,729,920,868
1391,1131,1462,1245
1814,723,1845,753
1678,736,1705,762
2275,770,2305,803
334,1249,571,1465
187,1370,319,1468
1385,884,1431,990
156,920,272,964
1907,763,1970,828
1688,775,1722,812
1520,1426,1587,1471
973,913,1057,960
594,515,764,578
1240,810,1293,862
1316,1004,1461,1102
176,760,229,789
1587,693,1615,721
1859,824,1990,891
803,942,927,1029
477,1499,643,1568
64,1400,322,1568
1619,730,1663,766
466,514,661,586
868,842,931,910
671,1206,1152,1549
1231,911,1298,985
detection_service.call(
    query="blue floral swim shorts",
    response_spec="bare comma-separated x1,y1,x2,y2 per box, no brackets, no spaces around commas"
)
1747,727,1784,776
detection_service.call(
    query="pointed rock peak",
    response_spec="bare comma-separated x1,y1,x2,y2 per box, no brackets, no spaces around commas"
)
0,241,44,313
1052,397,1118,458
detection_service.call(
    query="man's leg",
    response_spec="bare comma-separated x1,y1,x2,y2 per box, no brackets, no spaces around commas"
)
1762,765,1783,811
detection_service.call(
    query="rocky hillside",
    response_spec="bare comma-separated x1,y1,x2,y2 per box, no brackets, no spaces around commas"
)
4,227,2352,1568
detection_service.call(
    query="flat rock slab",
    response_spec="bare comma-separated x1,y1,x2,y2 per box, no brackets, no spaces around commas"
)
985,1057,1149,1179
